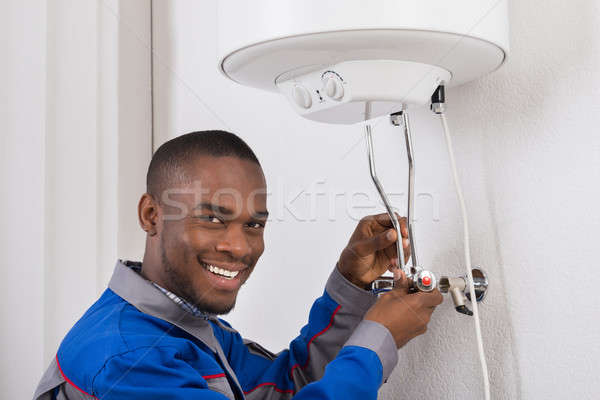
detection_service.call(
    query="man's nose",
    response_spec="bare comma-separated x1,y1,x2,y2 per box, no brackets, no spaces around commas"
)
215,225,252,259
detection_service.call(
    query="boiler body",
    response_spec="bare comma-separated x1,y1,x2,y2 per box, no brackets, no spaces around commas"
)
218,0,509,123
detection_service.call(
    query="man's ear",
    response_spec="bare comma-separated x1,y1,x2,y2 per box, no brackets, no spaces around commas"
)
138,193,159,236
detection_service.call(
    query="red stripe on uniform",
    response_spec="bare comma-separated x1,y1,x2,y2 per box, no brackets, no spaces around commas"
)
202,373,226,379
288,304,342,379
55,354,99,399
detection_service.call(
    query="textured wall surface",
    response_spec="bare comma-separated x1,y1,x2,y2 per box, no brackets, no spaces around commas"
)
434,1,600,398
152,1,600,399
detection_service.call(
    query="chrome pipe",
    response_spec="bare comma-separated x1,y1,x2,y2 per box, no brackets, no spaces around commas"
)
401,111,419,269
365,123,408,277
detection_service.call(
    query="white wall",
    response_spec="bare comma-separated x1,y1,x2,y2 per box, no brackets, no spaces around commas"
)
447,0,600,398
0,1,151,398
0,1,47,396
154,1,599,399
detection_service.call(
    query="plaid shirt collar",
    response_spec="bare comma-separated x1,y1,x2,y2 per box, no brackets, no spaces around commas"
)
122,260,237,333
151,282,209,319
151,282,238,333
122,261,205,318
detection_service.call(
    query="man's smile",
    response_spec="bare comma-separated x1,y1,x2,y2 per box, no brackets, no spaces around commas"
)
199,259,250,291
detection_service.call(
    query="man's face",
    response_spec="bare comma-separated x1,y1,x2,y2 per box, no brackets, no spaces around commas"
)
157,155,268,314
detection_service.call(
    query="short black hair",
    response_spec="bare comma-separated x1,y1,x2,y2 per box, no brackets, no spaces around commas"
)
146,130,261,200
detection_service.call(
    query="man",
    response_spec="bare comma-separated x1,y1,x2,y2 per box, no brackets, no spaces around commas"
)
33,130,442,400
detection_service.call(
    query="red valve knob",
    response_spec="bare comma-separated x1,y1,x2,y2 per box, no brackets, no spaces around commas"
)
422,276,432,286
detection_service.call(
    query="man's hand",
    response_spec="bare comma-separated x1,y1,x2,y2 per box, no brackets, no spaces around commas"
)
365,271,443,348
337,212,410,288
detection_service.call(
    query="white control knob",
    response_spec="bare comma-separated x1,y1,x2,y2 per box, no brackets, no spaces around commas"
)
323,76,344,100
292,85,312,109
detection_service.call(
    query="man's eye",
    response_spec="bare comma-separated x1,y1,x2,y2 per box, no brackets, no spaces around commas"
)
247,221,265,229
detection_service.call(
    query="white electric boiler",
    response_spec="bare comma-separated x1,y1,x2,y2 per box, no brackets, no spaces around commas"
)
217,0,509,124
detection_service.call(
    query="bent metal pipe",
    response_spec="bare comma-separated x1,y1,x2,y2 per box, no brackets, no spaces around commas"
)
364,105,436,293
364,99,489,315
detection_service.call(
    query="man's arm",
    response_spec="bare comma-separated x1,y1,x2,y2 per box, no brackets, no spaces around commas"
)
286,263,382,382
76,323,393,400
218,264,397,398
85,268,439,400
276,211,411,383
273,211,413,385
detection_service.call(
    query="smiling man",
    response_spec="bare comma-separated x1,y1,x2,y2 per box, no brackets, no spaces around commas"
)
33,130,442,400
141,134,269,317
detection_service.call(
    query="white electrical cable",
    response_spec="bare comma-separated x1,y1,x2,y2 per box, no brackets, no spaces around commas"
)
439,112,491,400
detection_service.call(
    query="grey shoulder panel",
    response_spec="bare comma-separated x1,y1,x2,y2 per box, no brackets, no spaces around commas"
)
206,376,236,400
343,319,398,384
243,338,278,361
32,357,64,400
33,356,99,400
57,384,97,400
286,266,379,389
325,263,378,315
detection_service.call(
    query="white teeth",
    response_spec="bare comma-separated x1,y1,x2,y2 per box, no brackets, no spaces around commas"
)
205,263,240,279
